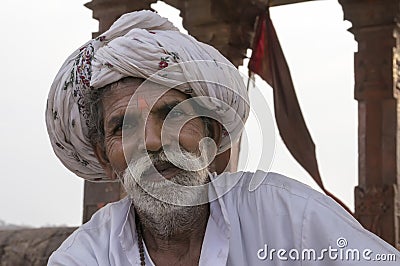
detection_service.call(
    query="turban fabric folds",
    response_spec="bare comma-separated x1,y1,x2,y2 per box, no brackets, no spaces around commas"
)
46,10,249,181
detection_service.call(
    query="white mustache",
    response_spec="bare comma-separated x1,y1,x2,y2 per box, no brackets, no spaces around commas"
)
123,149,211,207
125,149,209,183
126,151,169,183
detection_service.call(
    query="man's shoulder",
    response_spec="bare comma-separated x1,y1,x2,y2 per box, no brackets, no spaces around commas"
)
56,197,131,252
48,197,132,264
216,170,321,201
84,196,131,227
215,170,351,220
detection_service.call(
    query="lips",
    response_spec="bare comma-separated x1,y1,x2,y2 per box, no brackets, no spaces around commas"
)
142,161,181,181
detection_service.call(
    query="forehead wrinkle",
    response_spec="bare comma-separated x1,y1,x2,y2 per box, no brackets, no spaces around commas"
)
150,91,189,109
128,89,188,112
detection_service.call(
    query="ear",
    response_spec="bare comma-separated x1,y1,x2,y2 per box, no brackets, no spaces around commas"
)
208,120,227,174
93,143,118,180
210,119,222,148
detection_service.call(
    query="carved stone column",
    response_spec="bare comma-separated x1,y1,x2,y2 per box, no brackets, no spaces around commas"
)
84,0,156,38
176,0,258,67
339,0,400,249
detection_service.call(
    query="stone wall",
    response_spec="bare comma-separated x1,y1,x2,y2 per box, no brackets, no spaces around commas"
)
0,227,75,266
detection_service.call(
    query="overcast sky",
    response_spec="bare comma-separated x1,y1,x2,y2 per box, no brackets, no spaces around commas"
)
0,0,357,227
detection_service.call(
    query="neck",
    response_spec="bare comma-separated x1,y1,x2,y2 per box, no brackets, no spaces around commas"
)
135,204,209,265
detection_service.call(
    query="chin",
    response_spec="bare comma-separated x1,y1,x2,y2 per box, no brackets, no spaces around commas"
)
128,170,210,238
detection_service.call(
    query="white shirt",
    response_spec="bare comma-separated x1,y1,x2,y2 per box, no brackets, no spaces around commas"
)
48,171,400,265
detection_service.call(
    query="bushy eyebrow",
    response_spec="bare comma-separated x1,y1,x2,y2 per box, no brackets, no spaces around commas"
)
105,98,193,132
155,101,181,114
105,113,138,132
106,115,123,130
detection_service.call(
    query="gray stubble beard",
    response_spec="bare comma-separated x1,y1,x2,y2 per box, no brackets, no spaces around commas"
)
122,150,210,239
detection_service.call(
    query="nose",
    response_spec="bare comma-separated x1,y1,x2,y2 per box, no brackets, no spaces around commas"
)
144,115,162,152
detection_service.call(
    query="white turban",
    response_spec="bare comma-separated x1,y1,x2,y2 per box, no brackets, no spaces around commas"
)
46,10,249,181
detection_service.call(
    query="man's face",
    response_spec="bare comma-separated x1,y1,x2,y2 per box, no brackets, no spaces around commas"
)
97,79,213,234
101,78,209,180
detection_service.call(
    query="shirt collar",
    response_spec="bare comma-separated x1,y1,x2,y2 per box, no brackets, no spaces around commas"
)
118,197,138,265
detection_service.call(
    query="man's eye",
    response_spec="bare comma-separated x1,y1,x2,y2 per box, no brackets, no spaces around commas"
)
122,123,135,130
168,108,185,118
114,121,136,133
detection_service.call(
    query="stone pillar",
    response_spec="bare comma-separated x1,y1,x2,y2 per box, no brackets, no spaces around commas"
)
84,0,156,38
176,0,258,68
339,0,400,249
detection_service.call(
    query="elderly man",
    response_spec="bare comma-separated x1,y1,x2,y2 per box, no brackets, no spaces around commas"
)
47,10,399,266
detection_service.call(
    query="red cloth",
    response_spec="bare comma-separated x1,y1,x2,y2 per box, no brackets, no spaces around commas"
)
249,10,351,213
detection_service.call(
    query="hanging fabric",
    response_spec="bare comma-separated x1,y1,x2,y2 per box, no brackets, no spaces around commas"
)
249,8,351,214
